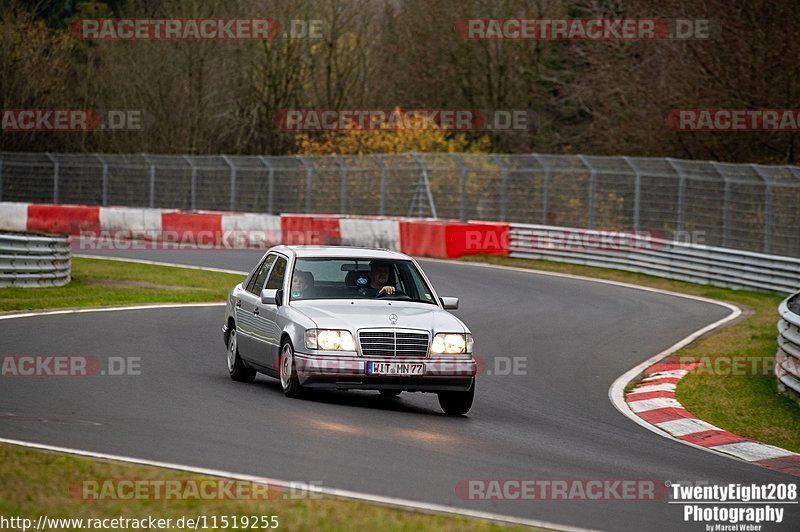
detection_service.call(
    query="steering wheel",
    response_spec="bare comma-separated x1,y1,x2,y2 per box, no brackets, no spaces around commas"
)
377,290,407,299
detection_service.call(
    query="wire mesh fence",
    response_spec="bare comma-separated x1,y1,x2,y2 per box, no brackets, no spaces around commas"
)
1,151,799,257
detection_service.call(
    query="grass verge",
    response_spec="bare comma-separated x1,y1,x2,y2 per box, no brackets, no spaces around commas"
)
0,444,526,531
0,257,244,312
0,257,528,531
460,255,800,452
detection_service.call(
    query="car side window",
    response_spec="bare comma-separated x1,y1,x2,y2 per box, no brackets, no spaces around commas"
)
265,256,288,290
247,255,276,294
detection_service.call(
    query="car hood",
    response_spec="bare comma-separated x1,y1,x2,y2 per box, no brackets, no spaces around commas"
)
290,299,467,333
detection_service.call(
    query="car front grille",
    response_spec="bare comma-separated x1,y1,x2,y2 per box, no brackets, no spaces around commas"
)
359,329,429,357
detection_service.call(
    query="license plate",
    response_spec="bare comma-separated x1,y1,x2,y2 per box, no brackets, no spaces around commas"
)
367,361,424,376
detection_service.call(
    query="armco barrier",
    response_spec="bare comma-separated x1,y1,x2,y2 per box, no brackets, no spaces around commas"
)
777,291,800,401
509,223,800,293
0,232,71,287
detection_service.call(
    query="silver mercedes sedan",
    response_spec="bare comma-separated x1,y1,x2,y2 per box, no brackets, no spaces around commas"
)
222,245,477,415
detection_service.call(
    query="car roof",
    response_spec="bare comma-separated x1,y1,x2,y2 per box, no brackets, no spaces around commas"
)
270,245,412,261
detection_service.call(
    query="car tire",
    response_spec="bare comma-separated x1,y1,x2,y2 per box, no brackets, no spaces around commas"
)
279,340,304,398
227,327,256,383
378,389,402,397
437,378,475,415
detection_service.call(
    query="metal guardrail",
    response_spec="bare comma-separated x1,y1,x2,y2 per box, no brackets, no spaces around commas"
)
509,224,800,293
0,232,71,287
777,291,800,399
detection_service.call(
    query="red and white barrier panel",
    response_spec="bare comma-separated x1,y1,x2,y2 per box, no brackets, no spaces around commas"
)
277,214,509,258
626,362,800,476
0,202,509,258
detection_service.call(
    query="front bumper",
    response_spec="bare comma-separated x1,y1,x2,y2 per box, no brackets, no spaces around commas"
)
294,352,476,392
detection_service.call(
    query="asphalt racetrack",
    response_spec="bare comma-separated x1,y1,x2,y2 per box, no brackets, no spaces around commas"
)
2,248,797,531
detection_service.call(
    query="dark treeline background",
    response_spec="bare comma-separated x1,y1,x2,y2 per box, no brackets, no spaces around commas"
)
1,0,798,163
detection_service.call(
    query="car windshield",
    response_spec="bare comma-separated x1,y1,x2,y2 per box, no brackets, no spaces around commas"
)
289,258,437,305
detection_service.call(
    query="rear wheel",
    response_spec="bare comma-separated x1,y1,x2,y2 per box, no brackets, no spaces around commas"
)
279,340,304,398
378,389,402,397
227,328,256,383
437,379,474,415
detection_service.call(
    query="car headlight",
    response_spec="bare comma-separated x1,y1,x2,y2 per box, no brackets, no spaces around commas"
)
431,333,472,354
305,329,356,351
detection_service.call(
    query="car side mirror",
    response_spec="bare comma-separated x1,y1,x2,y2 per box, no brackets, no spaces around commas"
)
440,296,459,310
261,288,280,306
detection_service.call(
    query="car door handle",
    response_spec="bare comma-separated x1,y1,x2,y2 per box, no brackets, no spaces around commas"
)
235,300,242,308
253,308,259,315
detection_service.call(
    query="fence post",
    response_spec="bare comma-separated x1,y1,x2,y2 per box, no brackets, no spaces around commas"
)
0,158,4,201
222,155,237,211
710,162,731,247
335,155,348,215
46,153,59,203
409,153,437,218
95,153,109,207
450,154,468,221
141,154,156,208
666,157,685,233
183,155,197,210
298,156,313,213
257,156,274,214
751,164,773,254
372,154,386,216
578,155,595,228
490,154,508,222
532,154,550,225
623,156,641,233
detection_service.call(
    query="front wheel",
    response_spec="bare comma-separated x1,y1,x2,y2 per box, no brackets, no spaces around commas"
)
227,328,256,383
437,379,474,415
279,340,304,398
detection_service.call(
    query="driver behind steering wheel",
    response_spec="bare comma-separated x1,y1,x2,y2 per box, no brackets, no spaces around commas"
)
362,260,395,297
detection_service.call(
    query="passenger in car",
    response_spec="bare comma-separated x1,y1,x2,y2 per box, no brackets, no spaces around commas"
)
291,270,314,298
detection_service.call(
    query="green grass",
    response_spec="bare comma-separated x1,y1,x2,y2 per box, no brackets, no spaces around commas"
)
0,444,528,532
0,257,244,312
0,257,531,531
460,255,800,452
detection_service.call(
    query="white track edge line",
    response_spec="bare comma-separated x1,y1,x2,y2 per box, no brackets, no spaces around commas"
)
0,437,589,532
73,253,249,275
0,302,225,321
